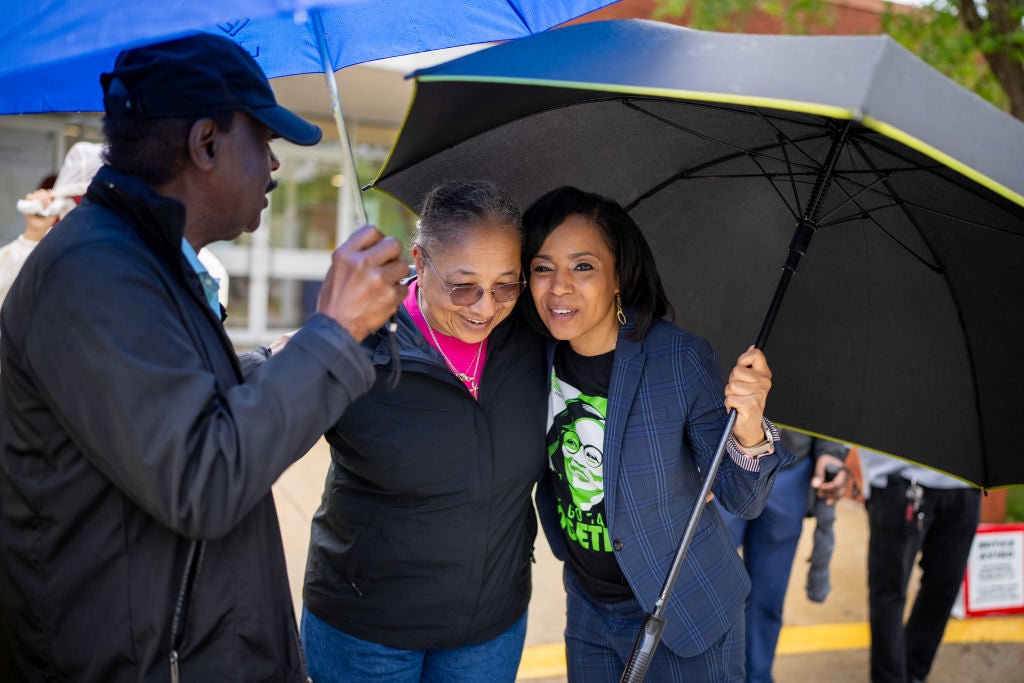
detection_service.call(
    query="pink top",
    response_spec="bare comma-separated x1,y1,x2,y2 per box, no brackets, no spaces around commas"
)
404,282,488,397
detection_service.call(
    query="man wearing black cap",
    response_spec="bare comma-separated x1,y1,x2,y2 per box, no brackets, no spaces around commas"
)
0,34,408,682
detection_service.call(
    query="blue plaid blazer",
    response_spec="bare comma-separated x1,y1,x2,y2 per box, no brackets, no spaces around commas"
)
537,317,788,657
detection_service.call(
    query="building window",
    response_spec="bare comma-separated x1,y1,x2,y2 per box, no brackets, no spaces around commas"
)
218,138,415,347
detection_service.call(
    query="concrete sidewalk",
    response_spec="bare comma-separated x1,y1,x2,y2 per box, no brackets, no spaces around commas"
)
274,439,1024,682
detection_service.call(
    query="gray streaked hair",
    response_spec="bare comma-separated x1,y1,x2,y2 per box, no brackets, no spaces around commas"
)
414,179,522,250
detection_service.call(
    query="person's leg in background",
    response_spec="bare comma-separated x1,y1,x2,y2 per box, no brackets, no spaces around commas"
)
722,456,813,683
904,487,980,683
806,494,837,603
866,476,924,683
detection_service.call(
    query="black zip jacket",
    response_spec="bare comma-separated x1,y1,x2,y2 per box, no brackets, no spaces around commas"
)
0,166,376,681
303,304,547,649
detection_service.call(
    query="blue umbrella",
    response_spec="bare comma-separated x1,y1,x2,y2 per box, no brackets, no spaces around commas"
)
0,1,618,114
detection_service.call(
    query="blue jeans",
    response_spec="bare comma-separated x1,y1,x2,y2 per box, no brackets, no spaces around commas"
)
300,607,527,683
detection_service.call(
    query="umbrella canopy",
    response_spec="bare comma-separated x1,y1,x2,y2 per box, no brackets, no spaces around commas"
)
373,19,1024,489
0,0,619,114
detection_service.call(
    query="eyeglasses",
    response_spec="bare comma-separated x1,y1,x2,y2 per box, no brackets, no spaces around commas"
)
420,248,526,306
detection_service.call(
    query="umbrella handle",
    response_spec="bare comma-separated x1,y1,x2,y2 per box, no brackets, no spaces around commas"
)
619,614,666,683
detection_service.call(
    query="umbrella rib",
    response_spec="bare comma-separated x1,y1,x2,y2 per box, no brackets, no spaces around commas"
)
622,100,861,220
818,161,1024,241
749,106,831,170
811,160,962,274
624,165,802,216
777,136,804,216
676,171,822,180
622,100,825,172
823,182,1023,239
817,171,904,224
820,202,943,273
624,142,826,214
846,138,990,487
503,0,530,30
747,152,802,223
892,201,1024,238
852,134,1024,228
747,106,859,223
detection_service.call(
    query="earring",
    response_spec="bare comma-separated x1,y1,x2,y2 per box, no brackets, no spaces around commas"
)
615,292,627,325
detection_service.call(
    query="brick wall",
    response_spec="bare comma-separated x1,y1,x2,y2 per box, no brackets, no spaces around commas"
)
569,0,891,34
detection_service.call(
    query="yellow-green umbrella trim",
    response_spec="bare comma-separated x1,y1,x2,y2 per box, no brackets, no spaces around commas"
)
417,74,1024,210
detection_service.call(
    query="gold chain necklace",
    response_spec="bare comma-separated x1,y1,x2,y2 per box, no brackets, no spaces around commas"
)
418,285,483,398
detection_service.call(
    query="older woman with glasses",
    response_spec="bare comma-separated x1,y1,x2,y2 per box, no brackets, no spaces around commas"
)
300,179,547,683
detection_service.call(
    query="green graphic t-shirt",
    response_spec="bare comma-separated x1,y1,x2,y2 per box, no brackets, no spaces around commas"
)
547,342,631,601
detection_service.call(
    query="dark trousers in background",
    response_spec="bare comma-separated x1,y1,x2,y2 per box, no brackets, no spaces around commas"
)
866,476,980,683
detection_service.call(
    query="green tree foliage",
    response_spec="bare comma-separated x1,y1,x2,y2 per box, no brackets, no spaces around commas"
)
654,0,834,33
653,0,1024,121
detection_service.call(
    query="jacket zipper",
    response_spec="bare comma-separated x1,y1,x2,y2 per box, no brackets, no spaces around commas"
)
293,620,312,683
169,540,205,683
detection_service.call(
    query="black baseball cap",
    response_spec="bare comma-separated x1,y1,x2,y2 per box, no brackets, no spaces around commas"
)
101,33,322,146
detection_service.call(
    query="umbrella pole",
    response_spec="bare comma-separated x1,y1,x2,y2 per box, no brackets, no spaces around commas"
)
309,9,368,229
309,10,402,390
620,122,852,683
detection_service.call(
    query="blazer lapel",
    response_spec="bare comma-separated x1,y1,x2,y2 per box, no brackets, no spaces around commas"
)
603,321,644,521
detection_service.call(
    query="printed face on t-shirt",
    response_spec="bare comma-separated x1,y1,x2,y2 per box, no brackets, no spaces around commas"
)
551,398,605,511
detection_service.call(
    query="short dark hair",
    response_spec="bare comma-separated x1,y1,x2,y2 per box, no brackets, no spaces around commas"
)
521,186,671,341
415,179,522,250
102,110,234,186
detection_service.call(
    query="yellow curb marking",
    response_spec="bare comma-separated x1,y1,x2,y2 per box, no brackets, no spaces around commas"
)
517,617,1024,679
776,622,870,654
518,643,566,680
932,617,1024,644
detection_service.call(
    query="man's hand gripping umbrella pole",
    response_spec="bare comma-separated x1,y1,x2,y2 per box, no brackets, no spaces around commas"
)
619,124,850,683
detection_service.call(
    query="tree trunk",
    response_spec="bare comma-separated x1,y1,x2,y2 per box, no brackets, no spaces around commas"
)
958,0,1024,122
989,56,1024,122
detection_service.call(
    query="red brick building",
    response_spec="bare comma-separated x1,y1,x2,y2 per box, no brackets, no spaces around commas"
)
571,0,892,35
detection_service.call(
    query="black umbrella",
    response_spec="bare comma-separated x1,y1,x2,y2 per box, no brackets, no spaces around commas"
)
373,19,1024,490
370,19,1024,681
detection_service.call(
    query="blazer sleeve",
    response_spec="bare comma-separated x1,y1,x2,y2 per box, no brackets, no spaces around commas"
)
682,335,783,519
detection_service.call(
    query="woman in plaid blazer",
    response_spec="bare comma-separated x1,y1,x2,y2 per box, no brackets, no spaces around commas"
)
522,187,790,682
